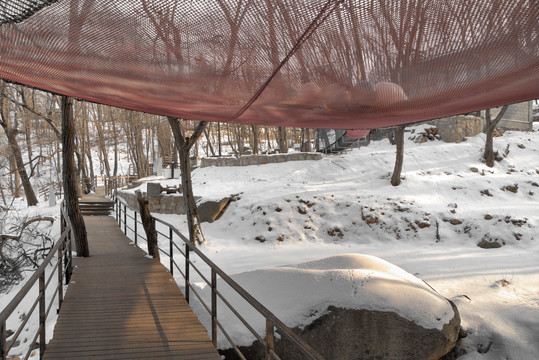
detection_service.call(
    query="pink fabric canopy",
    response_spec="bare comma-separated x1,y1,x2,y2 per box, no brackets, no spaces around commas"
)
1,0,537,129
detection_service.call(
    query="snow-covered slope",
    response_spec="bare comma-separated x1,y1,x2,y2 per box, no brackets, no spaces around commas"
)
153,123,539,359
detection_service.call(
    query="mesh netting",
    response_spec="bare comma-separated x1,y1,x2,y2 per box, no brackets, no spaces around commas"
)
0,0,58,25
0,0,537,129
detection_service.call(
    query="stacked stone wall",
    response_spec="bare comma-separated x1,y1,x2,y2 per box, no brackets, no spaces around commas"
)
117,191,189,214
429,115,485,143
200,152,322,168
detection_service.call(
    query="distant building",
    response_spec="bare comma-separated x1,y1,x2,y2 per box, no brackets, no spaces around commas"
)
478,101,534,131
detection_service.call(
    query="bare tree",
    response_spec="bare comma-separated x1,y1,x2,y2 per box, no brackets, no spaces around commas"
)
390,126,405,186
0,81,38,206
168,117,207,245
483,105,509,167
62,96,89,257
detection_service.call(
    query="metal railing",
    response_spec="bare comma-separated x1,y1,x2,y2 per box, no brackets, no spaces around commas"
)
0,204,73,360
89,175,137,197
113,195,324,360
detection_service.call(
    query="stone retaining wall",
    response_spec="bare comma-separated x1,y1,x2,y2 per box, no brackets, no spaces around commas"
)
200,152,322,168
429,115,485,143
117,190,190,214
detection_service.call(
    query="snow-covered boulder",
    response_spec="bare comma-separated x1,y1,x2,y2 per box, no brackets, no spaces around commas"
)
207,254,460,360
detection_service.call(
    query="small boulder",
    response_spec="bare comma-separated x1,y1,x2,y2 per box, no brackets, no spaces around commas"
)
197,197,231,223
477,240,502,249
503,184,519,193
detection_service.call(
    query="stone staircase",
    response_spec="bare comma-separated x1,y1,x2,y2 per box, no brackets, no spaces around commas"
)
79,200,114,216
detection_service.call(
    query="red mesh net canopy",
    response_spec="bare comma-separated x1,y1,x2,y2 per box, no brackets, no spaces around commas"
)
0,0,537,129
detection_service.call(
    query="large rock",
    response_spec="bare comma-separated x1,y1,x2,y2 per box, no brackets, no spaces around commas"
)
198,197,231,223
221,303,460,360
213,254,460,360
279,303,460,360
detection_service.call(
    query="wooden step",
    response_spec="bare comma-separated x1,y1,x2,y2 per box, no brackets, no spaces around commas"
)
80,201,114,216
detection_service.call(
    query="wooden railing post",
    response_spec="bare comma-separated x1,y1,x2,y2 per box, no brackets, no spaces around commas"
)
211,269,217,346
134,212,138,245
1,321,6,360
265,319,275,360
39,272,46,359
169,228,173,275
185,244,190,304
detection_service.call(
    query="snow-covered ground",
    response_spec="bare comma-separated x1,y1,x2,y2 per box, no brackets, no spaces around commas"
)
147,123,539,359
2,123,538,359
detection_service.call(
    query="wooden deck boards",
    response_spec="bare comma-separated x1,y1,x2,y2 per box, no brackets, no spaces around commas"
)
43,215,220,360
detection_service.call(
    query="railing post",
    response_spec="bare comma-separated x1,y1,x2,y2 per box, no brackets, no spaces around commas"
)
211,269,217,347
39,272,46,359
169,228,173,276
185,244,190,304
134,212,138,245
67,230,73,284
58,245,63,310
1,321,6,360
60,214,65,235
265,319,275,360
123,203,127,234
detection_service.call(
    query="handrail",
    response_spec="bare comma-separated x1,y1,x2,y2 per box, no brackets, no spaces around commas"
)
112,194,325,360
0,203,73,360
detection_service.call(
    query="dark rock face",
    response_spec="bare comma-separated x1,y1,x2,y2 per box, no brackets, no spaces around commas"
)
477,239,502,249
220,303,460,360
198,197,231,223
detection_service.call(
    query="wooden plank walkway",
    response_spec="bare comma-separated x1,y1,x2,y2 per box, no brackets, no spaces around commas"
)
44,211,220,359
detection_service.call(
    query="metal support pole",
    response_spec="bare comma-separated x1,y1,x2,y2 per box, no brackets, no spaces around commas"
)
39,272,46,359
185,244,190,304
211,269,217,346
58,246,63,310
123,204,127,234
134,212,138,245
169,228,173,275
67,231,73,283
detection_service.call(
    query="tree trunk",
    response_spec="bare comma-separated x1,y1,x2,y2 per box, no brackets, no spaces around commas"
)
168,117,207,245
204,127,215,156
484,109,495,167
11,155,20,198
217,122,222,156
0,82,38,206
135,190,159,260
278,126,288,153
266,127,271,151
484,105,509,167
22,110,34,177
62,96,89,257
391,126,405,186
251,125,259,154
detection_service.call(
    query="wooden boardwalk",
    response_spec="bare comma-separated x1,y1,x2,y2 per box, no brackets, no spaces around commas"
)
44,212,220,359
